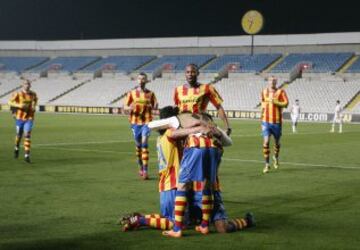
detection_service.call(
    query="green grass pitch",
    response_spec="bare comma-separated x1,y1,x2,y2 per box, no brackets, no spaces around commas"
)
0,112,359,250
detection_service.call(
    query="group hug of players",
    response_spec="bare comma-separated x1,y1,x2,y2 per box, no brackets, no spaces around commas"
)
119,64,290,237
8,64,290,237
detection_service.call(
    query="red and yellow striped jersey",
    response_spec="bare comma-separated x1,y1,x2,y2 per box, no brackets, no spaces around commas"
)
261,88,289,124
157,129,181,192
125,87,158,125
8,90,38,121
184,134,221,149
174,83,223,114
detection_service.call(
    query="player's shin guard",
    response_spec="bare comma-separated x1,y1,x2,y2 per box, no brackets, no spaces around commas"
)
227,218,248,232
24,133,31,155
173,191,187,232
200,189,213,228
263,144,270,164
142,215,174,230
274,144,280,159
141,144,149,174
135,146,142,170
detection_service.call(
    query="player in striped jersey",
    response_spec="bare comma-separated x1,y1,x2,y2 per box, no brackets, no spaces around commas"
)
260,76,289,173
121,107,255,233
174,64,231,135
124,72,158,180
8,80,38,163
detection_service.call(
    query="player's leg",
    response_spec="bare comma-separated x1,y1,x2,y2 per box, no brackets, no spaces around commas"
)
23,120,34,163
140,125,151,180
14,120,24,159
262,123,271,173
272,124,282,169
330,118,336,132
339,118,343,133
131,125,143,176
291,115,296,133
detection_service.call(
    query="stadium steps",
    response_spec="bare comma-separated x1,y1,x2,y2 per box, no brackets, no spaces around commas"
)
337,55,359,73
0,85,22,99
199,56,218,70
47,79,92,103
108,87,136,105
344,90,360,111
261,54,286,73
133,57,159,74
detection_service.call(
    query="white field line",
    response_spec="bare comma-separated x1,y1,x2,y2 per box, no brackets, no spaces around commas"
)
32,130,356,147
222,158,359,170
37,145,359,170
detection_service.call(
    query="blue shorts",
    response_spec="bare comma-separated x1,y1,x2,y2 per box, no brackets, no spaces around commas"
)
16,119,33,134
188,190,227,223
179,147,221,183
261,122,282,140
160,189,176,222
131,124,151,145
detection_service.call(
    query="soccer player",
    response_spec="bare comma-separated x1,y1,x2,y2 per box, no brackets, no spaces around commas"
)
290,99,301,133
261,76,289,173
173,64,231,135
163,64,231,237
124,72,158,180
330,100,343,133
8,80,38,163
121,107,255,234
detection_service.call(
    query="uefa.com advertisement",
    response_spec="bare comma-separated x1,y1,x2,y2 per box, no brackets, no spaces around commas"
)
0,104,359,123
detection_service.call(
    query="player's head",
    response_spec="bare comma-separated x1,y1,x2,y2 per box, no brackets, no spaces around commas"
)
137,72,149,87
22,80,31,91
185,64,199,85
336,100,340,104
295,99,299,104
159,106,179,135
267,76,277,89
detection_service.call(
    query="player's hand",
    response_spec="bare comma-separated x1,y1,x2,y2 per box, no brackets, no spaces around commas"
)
19,104,29,110
226,127,232,136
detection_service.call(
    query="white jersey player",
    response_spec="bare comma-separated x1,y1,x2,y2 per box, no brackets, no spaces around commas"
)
290,99,301,133
331,100,343,133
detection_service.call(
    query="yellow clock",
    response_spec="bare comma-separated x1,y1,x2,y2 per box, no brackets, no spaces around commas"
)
242,10,264,35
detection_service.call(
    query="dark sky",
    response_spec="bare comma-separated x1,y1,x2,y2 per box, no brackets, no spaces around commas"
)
0,0,359,40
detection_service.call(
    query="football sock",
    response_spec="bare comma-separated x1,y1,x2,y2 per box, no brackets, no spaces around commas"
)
173,190,187,232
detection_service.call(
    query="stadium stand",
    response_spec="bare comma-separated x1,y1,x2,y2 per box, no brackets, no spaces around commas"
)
0,57,48,73
0,75,23,98
271,53,353,73
214,76,268,111
141,55,215,73
29,56,100,73
346,56,360,73
285,78,360,113
202,54,281,73
0,76,88,104
50,78,134,107
81,56,156,73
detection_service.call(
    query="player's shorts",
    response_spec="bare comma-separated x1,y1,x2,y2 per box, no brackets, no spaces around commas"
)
261,122,282,140
291,114,299,123
16,119,33,133
160,189,176,222
130,124,151,145
188,190,228,223
179,147,221,183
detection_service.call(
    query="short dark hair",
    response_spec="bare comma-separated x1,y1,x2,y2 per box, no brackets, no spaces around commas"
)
186,63,199,72
159,106,179,135
138,72,148,78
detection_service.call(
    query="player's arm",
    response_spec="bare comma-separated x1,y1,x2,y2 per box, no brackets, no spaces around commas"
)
208,85,231,135
168,125,211,139
32,93,38,110
151,93,159,115
8,93,25,109
123,92,134,111
273,90,289,108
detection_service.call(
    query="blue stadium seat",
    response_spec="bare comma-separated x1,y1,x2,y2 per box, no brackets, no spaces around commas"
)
347,57,360,73
82,55,155,73
202,54,281,73
30,56,100,73
141,55,215,72
0,57,49,72
271,52,353,73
